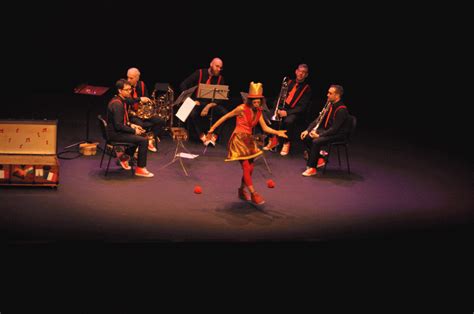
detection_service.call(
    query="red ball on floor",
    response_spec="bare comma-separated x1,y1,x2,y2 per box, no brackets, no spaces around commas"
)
266,179,275,188
194,185,202,194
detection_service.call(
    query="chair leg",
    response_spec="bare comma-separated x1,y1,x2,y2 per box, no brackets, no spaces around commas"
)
105,145,114,176
130,145,136,176
337,145,341,168
155,135,160,152
100,144,106,168
323,145,332,174
344,145,350,174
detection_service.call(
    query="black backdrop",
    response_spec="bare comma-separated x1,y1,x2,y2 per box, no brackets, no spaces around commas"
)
3,2,465,152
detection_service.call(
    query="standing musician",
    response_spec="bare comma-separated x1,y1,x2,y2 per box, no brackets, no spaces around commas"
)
107,79,154,178
179,57,229,146
127,67,166,152
300,84,351,176
264,63,312,156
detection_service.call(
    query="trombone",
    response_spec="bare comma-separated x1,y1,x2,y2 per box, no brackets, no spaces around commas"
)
271,77,289,122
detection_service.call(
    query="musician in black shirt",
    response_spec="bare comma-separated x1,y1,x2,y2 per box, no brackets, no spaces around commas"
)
127,67,166,152
107,79,154,178
264,64,312,156
179,57,228,146
301,85,351,176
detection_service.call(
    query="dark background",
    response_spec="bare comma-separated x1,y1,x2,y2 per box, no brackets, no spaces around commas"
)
1,2,470,291
2,2,466,152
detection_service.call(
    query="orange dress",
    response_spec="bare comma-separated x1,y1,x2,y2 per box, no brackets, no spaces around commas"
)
225,105,263,161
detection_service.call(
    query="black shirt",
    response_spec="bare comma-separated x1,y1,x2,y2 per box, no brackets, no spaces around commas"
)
307,101,351,137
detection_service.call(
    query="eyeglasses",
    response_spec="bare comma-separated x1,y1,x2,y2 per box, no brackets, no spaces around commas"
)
122,88,132,92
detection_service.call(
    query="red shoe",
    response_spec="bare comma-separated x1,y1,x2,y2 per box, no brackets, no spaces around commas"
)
251,192,265,205
317,157,326,168
117,155,131,170
209,133,218,146
302,167,317,176
280,142,290,156
148,139,157,152
135,167,154,178
238,188,251,201
263,136,278,151
200,133,210,146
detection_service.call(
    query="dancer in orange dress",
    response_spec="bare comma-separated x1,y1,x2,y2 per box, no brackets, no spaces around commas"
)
206,82,287,205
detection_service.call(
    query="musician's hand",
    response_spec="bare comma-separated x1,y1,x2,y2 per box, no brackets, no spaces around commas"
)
140,97,151,103
131,124,145,135
300,130,308,140
278,110,288,117
309,130,318,139
194,100,201,106
278,130,288,139
201,103,212,117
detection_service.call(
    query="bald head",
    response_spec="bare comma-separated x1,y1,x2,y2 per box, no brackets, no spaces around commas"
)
127,67,141,87
209,58,223,76
210,58,223,66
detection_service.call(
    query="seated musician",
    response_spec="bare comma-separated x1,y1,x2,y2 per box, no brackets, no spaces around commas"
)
264,64,312,156
107,79,154,177
179,57,229,146
300,85,351,177
127,67,167,152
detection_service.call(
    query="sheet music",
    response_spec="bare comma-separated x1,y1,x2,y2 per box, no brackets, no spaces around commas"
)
175,97,196,122
198,84,229,100
177,152,199,159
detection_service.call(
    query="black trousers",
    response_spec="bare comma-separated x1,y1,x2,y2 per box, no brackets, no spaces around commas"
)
129,116,166,138
304,133,345,168
262,112,301,143
280,114,300,143
109,133,148,168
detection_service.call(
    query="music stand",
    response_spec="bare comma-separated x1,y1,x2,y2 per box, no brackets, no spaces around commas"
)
158,127,197,176
173,86,198,128
158,86,198,176
254,133,272,174
65,84,109,149
198,84,229,154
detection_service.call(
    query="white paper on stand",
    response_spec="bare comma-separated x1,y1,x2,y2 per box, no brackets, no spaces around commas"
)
175,97,196,122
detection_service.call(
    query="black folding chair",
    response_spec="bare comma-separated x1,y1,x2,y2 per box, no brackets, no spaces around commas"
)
97,115,136,176
323,115,357,174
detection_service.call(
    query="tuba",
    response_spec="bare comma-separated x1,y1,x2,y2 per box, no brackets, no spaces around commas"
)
128,98,157,120
271,77,289,121
153,86,174,130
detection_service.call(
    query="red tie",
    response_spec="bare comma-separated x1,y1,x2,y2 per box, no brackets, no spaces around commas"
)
285,83,298,105
206,75,212,84
123,102,129,125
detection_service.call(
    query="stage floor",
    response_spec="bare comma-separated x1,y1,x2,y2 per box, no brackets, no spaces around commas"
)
1,128,471,243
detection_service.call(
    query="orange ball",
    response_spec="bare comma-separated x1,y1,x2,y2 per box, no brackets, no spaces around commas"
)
266,179,275,188
194,185,202,194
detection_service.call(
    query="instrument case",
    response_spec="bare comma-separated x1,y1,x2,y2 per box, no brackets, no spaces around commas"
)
0,120,59,187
